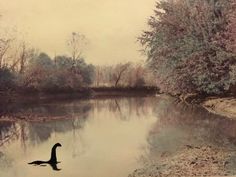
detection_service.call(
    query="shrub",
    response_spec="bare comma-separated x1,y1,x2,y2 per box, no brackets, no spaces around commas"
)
0,67,15,90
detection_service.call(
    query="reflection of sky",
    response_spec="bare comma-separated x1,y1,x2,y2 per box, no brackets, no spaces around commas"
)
2,96,236,176
0,97,156,177
146,96,236,163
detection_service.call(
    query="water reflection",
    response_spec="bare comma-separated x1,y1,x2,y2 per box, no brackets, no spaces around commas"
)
1,96,236,176
0,97,155,177
146,95,236,163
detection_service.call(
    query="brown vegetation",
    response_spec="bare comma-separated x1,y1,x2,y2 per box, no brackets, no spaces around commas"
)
129,146,236,177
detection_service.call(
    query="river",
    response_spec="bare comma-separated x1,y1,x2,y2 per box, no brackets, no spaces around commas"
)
1,95,236,177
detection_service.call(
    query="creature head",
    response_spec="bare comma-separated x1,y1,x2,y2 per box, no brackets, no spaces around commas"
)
54,143,62,148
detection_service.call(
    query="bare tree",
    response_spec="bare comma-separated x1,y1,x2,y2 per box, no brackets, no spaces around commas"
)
18,42,34,74
0,39,11,68
10,42,36,73
113,63,130,87
67,32,87,61
93,62,157,87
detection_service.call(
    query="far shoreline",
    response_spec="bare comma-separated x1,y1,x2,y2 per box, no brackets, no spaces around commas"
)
2,87,236,121
0,86,159,103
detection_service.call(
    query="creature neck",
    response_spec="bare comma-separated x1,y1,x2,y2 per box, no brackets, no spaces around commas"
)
49,146,57,163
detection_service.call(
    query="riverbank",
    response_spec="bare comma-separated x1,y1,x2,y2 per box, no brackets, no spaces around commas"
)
90,86,158,97
0,86,159,104
203,97,236,120
128,95,236,177
129,145,236,177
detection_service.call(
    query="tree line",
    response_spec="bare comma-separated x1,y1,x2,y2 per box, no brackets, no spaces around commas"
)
0,33,96,92
93,62,156,87
0,32,156,93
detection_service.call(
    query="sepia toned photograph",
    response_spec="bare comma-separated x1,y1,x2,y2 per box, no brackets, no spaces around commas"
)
0,0,236,176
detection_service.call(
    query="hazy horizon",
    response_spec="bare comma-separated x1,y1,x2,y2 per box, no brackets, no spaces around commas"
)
0,0,156,65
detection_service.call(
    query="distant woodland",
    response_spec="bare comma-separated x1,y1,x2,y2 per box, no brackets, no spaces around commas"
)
0,32,155,93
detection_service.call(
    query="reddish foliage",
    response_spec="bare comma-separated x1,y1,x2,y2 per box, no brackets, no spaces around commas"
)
140,0,236,95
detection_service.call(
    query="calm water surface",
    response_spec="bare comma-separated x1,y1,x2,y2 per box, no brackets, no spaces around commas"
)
1,95,236,177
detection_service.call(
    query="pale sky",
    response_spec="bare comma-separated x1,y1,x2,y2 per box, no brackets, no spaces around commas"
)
0,0,155,65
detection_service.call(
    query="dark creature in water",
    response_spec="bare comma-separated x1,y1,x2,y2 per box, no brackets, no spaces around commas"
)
28,143,62,171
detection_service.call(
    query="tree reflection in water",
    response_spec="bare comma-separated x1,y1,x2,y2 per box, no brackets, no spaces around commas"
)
145,95,236,163
1,96,236,175
0,100,91,148
2,96,236,156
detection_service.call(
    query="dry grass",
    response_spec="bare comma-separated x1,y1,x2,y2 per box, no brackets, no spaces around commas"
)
129,146,236,177
203,98,236,119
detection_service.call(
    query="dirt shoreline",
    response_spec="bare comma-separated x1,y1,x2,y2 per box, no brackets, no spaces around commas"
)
202,97,236,120
129,146,236,177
